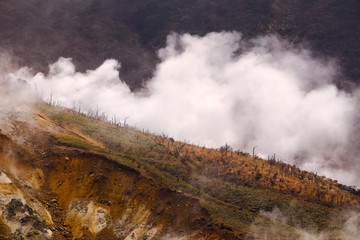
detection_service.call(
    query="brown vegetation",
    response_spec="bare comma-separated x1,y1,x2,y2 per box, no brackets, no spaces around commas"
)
0,103,359,239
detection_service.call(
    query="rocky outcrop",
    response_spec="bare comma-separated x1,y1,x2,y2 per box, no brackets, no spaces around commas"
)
0,130,234,239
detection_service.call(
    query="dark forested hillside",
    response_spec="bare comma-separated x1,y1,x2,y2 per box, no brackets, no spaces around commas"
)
0,0,359,89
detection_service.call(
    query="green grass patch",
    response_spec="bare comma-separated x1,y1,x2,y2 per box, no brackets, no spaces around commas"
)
193,176,342,233
201,200,254,233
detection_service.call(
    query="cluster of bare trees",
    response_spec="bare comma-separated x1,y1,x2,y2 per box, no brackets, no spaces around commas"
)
45,96,132,129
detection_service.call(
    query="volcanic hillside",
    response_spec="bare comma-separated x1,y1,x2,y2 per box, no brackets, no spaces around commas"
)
0,102,359,239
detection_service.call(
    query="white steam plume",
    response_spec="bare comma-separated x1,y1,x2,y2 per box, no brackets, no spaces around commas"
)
7,32,360,186
247,207,360,239
0,53,38,128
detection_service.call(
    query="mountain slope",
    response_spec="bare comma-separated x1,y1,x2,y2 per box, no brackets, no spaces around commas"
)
0,103,359,239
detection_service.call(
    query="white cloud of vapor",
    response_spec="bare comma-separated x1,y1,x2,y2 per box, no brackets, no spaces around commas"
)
6,32,360,186
0,53,38,128
247,207,360,239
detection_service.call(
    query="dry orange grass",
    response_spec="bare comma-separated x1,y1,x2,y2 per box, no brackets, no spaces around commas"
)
152,135,360,206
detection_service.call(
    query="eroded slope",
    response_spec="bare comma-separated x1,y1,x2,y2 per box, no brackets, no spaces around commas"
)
0,104,359,239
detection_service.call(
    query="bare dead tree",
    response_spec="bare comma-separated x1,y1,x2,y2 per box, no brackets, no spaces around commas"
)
252,145,257,158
